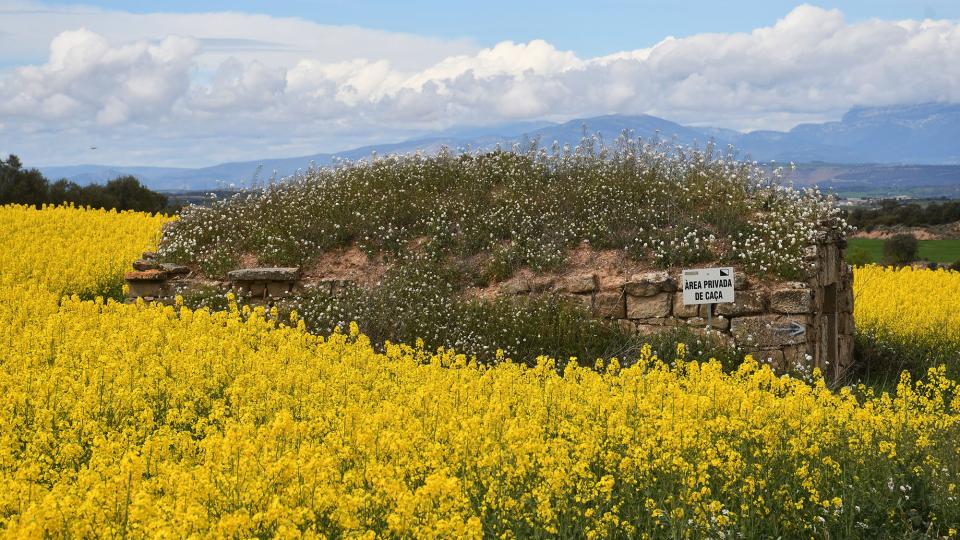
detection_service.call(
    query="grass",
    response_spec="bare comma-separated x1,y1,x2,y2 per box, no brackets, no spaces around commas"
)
847,238,960,264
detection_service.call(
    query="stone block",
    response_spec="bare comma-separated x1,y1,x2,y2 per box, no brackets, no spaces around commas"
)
227,267,299,282
715,290,767,317
626,292,671,319
243,282,266,297
125,269,168,281
672,294,699,318
500,278,530,295
734,273,750,290
617,319,636,334
624,271,676,297
142,251,158,260
127,281,164,298
841,312,855,335
633,317,678,327
528,276,555,293
160,263,191,276
782,344,809,367
770,287,813,314
565,293,593,310
693,329,736,347
594,291,625,319
556,273,598,294
636,324,672,336
839,285,854,313
686,316,730,331
838,335,854,373
598,276,627,292
820,245,839,284
267,281,292,297
132,258,162,271
730,314,809,348
749,349,785,369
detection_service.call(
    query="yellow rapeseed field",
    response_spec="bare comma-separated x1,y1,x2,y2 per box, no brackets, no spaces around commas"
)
0,204,168,298
854,265,960,373
0,205,958,538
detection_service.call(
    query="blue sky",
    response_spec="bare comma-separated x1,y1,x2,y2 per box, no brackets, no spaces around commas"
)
35,0,960,57
1,1,959,167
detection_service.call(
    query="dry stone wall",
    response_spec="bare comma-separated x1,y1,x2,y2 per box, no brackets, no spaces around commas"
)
127,229,854,382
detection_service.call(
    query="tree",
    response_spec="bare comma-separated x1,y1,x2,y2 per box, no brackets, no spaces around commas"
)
0,155,169,213
0,154,49,207
103,175,168,213
883,234,919,265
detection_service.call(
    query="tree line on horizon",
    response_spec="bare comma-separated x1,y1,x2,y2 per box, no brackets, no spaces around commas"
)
847,199,960,230
0,154,168,213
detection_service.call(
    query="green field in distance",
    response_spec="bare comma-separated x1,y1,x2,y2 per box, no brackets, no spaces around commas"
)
847,238,960,264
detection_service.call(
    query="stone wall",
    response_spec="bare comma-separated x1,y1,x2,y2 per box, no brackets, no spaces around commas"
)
127,230,854,382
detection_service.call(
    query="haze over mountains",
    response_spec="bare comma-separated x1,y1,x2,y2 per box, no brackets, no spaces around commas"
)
39,103,960,192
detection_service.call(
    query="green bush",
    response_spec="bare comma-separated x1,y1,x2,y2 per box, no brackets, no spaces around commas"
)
883,233,918,264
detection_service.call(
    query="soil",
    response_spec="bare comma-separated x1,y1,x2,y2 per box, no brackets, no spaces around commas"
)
851,221,960,240
300,245,389,286
202,239,763,294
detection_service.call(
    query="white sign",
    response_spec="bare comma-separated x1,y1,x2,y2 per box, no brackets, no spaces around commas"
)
682,267,735,305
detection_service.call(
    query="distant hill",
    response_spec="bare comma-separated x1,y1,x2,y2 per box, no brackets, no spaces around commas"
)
38,103,960,192
732,103,960,164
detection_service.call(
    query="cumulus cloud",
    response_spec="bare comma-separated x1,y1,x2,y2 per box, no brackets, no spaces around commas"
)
1,3,959,166
0,28,197,125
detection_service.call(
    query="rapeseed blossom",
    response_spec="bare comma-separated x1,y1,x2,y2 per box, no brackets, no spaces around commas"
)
0,293,958,537
0,205,958,538
0,204,168,298
854,265,960,375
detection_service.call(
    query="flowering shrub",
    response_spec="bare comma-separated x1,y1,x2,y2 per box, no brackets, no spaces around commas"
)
0,204,169,299
159,140,846,280
854,265,960,380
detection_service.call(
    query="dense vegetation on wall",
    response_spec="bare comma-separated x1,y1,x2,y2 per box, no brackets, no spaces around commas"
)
160,138,846,281
0,154,168,213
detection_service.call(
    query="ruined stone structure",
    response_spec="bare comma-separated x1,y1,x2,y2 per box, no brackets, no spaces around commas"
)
126,226,854,382
488,225,853,382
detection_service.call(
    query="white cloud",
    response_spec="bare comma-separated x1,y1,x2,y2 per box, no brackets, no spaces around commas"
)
0,0,475,72
1,2,959,166
0,27,197,125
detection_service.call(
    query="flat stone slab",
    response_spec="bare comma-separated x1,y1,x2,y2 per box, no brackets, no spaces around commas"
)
132,259,162,271
556,273,598,294
227,267,299,282
125,269,168,281
160,263,191,275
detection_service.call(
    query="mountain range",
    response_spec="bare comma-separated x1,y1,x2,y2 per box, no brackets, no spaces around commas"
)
38,103,960,192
